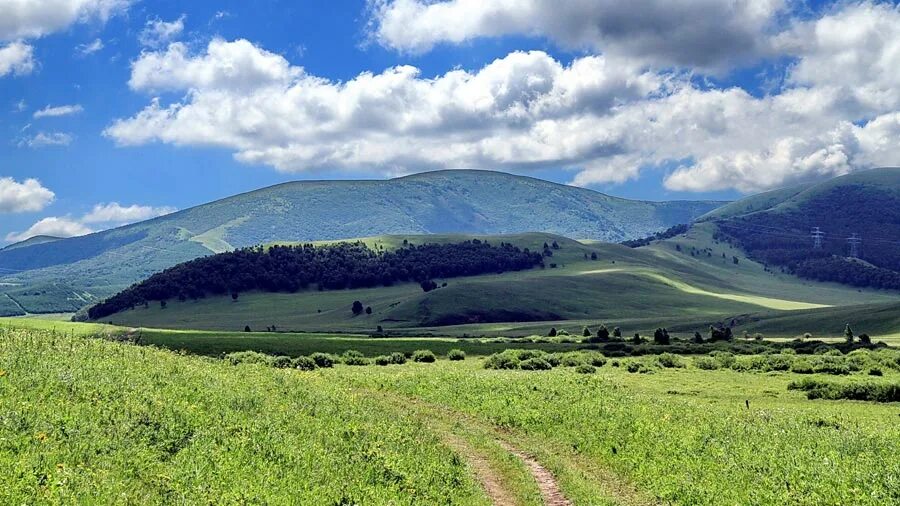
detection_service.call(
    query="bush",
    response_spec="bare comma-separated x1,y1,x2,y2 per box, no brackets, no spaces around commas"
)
656,353,685,368
342,350,369,366
868,368,884,376
588,353,608,367
374,355,392,366
516,350,546,361
626,361,653,374
484,352,520,370
310,352,336,368
271,356,293,369
291,356,317,370
545,354,562,367
560,353,585,367
412,350,436,363
694,356,720,370
447,349,466,361
519,357,553,371
575,364,596,374
788,378,900,403
225,351,273,366
791,360,814,374
388,352,407,365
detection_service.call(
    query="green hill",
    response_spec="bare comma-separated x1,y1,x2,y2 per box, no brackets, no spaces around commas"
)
98,230,900,338
0,170,722,313
706,167,900,291
0,235,62,252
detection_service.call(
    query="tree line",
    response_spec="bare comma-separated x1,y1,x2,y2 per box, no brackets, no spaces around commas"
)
88,240,543,320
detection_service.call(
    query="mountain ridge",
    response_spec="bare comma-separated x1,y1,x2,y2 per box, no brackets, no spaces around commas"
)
0,170,725,314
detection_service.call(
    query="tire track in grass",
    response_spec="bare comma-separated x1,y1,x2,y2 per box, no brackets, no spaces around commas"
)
365,389,656,506
498,441,571,506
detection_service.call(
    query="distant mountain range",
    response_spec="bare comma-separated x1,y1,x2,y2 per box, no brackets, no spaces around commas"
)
0,170,724,314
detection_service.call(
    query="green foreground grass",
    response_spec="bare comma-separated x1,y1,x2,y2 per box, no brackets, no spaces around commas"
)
2,324,899,504
0,327,486,504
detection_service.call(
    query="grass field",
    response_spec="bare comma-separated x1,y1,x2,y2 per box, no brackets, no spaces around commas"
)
96,230,900,341
3,326,898,504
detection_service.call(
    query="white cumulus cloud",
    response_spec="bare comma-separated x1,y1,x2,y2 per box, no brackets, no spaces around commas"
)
139,15,185,48
5,217,93,243
82,202,176,223
0,0,133,41
34,104,84,118
368,0,785,69
0,41,35,77
106,2,900,193
0,177,55,213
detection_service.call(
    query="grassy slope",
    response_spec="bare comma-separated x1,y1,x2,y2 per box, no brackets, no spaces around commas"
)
0,327,487,504
101,230,900,339
4,325,898,505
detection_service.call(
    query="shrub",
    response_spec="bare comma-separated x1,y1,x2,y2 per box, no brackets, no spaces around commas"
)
310,352,336,368
588,353,608,367
484,352,519,370
693,356,719,370
342,350,369,366
225,351,273,366
611,360,620,367
516,350,546,361
374,355,392,366
447,349,466,361
545,354,562,367
271,356,293,369
710,351,736,368
812,356,850,375
868,368,884,376
788,378,900,403
548,327,557,337
291,356,317,371
412,349,437,363
657,353,684,368
791,360,814,374
575,364,596,374
560,353,585,367
519,357,553,371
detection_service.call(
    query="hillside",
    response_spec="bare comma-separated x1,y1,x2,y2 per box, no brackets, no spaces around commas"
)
0,235,62,252
707,167,900,290
0,170,723,313
97,231,899,337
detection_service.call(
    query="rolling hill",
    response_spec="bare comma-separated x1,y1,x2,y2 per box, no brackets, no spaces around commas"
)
0,170,723,314
705,167,900,291
96,230,900,339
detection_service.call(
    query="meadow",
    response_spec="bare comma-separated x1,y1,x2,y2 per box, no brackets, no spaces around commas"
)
2,321,899,505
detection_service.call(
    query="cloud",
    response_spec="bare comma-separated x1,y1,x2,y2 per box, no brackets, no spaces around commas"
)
0,41,35,77
75,37,104,56
5,201,178,243
19,132,73,148
34,104,84,118
0,0,133,41
367,0,785,69
0,177,55,213
107,3,900,193
82,202,176,223
4,217,93,243
139,15,185,48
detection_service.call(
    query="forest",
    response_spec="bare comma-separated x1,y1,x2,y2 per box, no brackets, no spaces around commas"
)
88,240,544,319
713,185,900,290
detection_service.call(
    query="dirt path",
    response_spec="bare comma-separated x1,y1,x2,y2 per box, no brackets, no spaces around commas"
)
441,433,517,506
499,442,572,506
366,390,573,506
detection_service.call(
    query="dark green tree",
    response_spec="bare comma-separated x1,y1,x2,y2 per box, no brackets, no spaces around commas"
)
352,300,364,315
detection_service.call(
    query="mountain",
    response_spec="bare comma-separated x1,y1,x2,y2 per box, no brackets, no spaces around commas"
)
0,235,62,252
706,167,900,290
0,170,724,313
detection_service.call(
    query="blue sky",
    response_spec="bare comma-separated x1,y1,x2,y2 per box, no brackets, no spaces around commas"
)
1,0,898,242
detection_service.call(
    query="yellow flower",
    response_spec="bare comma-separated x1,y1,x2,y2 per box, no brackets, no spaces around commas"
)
35,432,48,442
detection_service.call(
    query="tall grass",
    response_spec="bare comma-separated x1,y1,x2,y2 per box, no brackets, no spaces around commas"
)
0,328,485,504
